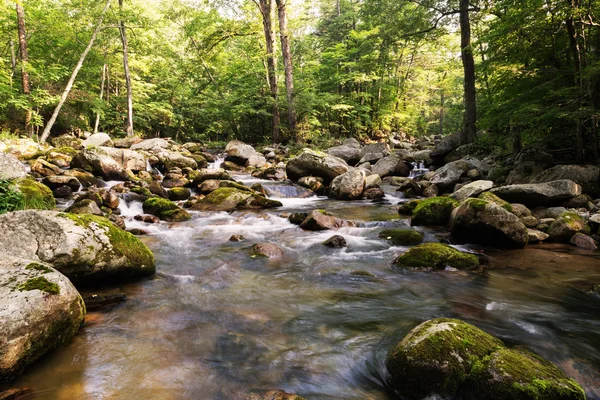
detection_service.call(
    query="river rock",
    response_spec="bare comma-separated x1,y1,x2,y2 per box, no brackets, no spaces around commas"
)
298,176,324,193
50,134,82,149
378,229,423,245
547,212,588,242
41,175,81,194
101,147,147,172
31,158,62,177
358,152,384,165
225,140,263,167
65,199,103,216
168,187,191,201
158,151,197,170
533,164,600,196
0,210,155,284
528,229,549,243
299,210,355,231
326,145,361,165
506,161,545,185
12,179,56,211
411,197,459,226
365,174,382,189
71,147,129,181
130,138,170,152
360,142,390,159
63,169,105,188
430,133,461,164
0,153,27,180
490,180,582,207
247,390,306,400
81,132,113,148
570,232,597,250
191,187,282,212
323,235,347,248
430,160,469,191
363,188,385,199
0,255,85,380
251,243,284,259
371,154,410,178
143,197,191,221
450,198,529,248
0,138,51,160
450,180,494,202
328,169,366,200
286,149,349,184
393,243,479,270
190,168,233,186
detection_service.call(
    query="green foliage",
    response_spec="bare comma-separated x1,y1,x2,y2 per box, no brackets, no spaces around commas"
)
0,180,25,214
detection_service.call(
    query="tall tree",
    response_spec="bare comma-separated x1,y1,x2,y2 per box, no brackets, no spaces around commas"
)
275,0,297,142
459,0,476,145
118,0,134,137
255,0,281,143
40,0,112,143
15,0,32,136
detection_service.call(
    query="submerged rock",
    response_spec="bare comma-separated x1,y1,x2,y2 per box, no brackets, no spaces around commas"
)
251,243,284,259
411,197,459,227
0,210,155,284
0,255,85,380
323,235,347,248
393,243,479,270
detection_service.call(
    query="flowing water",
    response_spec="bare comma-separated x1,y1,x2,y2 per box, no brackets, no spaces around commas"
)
5,174,600,399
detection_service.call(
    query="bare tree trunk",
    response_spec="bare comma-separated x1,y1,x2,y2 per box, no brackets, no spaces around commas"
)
256,0,281,144
118,0,134,137
337,0,341,17
94,64,107,134
275,0,297,142
40,0,111,143
566,4,585,162
439,89,444,137
9,38,16,86
15,1,32,137
460,0,476,145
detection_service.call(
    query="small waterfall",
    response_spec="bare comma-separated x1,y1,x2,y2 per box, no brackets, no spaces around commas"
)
409,161,428,179
146,159,152,172
208,156,225,170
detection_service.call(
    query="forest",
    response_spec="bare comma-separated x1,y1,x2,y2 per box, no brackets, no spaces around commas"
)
0,0,598,162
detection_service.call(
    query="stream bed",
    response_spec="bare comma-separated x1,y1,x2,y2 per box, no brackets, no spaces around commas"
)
6,174,600,399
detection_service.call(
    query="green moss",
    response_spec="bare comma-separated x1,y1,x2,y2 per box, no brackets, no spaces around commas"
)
55,146,78,156
15,178,55,210
394,242,480,270
478,192,512,212
378,229,424,245
398,200,421,215
219,180,255,193
411,197,459,226
18,277,60,295
143,197,191,221
25,262,53,274
131,186,153,197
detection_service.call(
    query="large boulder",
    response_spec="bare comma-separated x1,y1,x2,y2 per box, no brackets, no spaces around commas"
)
81,132,113,148
0,255,85,380
13,178,56,211
286,149,349,184
31,158,62,177
450,198,529,248
450,180,494,202
547,212,588,242
0,153,27,180
328,169,366,200
490,180,582,207
371,154,410,178
225,140,259,163
142,198,191,221
71,147,129,181
190,168,233,186
191,187,282,212
0,210,155,283
411,197,459,226
532,164,600,196
0,138,51,160
157,150,197,170
130,138,170,152
430,133,461,164
326,145,361,165
299,210,355,231
378,229,424,246
430,160,469,191
393,243,479,270
505,161,545,185
100,147,147,172
360,142,391,159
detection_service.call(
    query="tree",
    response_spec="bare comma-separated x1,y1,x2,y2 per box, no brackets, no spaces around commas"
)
459,0,476,145
15,0,32,136
275,0,297,142
118,0,134,137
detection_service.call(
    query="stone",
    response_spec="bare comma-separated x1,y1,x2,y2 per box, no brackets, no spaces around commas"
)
0,255,85,380
326,145,361,165
450,198,529,248
358,152,384,165
130,138,170,152
30,158,62,177
328,169,366,200
229,234,244,242
225,140,262,166
411,197,459,227
0,139,51,161
0,211,155,283
378,229,423,245
548,212,588,242
510,203,532,218
490,180,582,207
371,154,410,178
430,133,461,164
41,176,81,193
149,181,169,198
528,229,549,243
199,179,220,195
158,151,197,170
450,180,494,202
101,147,147,172
533,164,600,196
247,390,306,400
191,187,282,212
323,235,347,248
71,147,129,181
251,243,284,259
168,187,191,201
393,243,479,270
365,174,382,189
81,132,113,147
65,199,103,216
570,232,597,250
113,137,142,148
63,169,105,188
363,188,385,199
360,142,391,159
50,134,82,149
342,138,362,149
297,176,324,193
286,149,349,184
565,194,592,209
13,179,56,211
288,212,308,225
189,168,233,186
134,214,160,224
430,160,469,191
506,161,545,185
0,153,27,180
521,216,539,228
142,198,191,222
299,210,355,231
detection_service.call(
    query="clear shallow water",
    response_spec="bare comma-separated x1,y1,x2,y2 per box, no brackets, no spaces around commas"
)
5,179,600,399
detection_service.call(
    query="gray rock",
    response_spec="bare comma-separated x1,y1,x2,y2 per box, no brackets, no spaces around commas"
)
490,180,582,207
430,160,469,190
528,229,549,243
329,169,366,200
360,142,390,159
327,145,361,165
365,174,382,189
533,164,600,196
0,255,85,380
0,210,155,284
101,147,147,172
343,138,362,149
130,138,170,152
532,207,569,219
81,132,113,147
570,232,597,250
430,133,461,164
358,152,385,165
286,149,349,184
506,161,545,185
71,147,129,181
450,180,494,202
0,153,27,180
371,154,410,178
157,150,197,170
548,212,588,242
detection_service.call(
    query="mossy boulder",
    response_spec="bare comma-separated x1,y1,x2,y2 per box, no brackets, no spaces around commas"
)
379,229,424,245
398,200,421,215
411,197,459,226
14,178,56,211
142,197,191,221
462,348,586,400
393,243,480,270
386,318,503,399
479,191,513,212
0,210,155,284
168,187,191,201
548,212,589,242
191,187,282,212
0,255,85,380
450,198,529,248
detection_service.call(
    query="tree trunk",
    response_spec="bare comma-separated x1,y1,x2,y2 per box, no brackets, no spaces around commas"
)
459,0,476,145
439,89,445,137
275,0,297,142
94,64,107,134
15,1,32,137
118,0,134,137
40,0,111,143
9,37,16,86
257,0,281,144
565,3,585,161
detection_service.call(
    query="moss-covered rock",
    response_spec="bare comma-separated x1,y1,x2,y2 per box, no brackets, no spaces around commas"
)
398,200,421,215
479,191,513,212
65,199,103,216
393,243,480,270
142,197,191,222
14,178,55,211
379,229,424,245
168,187,191,201
462,348,586,400
548,212,589,242
191,187,282,212
411,196,459,226
386,318,503,399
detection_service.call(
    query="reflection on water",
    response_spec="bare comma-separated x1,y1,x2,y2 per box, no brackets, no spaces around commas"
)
5,183,600,399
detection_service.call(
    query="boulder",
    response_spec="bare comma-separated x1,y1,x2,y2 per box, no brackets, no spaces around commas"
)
323,235,347,248
430,133,461,164
0,211,155,283
113,137,142,148
251,243,284,259
430,160,469,191
191,187,282,212
63,169,105,188
130,138,170,152
224,140,262,166
245,154,267,168
81,132,113,147
0,153,27,180
299,210,355,231
101,147,147,172
547,212,588,242
71,147,129,181
326,145,361,165
570,232,597,250
411,197,459,227
363,188,385,199
298,176,324,193
478,191,513,211
450,198,529,248
189,169,233,186
286,149,349,184
371,154,410,178
533,164,600,196
142,198,191,221
528,229,549,243
65,199,103,216
393,243,479,270
13,179,56,211
506,161,545,185
50,134,82,149
158,151,197,170
365,174,382,189
358,152,384,165
328,169,366,200
359,142,390,159
378,229,424,245
0,255,85,380
490,180,582,207
0,138,51,160
31,158,62,177
42,176,81,194
168,187,191,201
450,180,494,202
